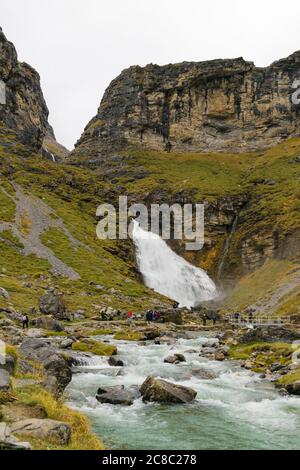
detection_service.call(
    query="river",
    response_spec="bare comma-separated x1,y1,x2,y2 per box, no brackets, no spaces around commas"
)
66,333,300,450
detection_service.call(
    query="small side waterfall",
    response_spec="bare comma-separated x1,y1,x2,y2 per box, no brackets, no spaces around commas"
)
217,215,239,280
132,220,217,308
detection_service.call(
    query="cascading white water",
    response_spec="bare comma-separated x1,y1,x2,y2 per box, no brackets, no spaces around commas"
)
132,220,217,308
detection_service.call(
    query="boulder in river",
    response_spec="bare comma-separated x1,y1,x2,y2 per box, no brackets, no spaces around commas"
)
285,381,300,396
191,369,218,380
155,336,176,345
96,385,135,406
214,352,225,362
140,376,197,404
108,356,124,367
164,353,186,364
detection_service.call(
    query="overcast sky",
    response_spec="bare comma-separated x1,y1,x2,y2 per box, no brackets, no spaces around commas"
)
1,0,300,149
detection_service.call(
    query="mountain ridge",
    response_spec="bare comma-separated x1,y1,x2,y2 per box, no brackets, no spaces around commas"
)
70,51,300,161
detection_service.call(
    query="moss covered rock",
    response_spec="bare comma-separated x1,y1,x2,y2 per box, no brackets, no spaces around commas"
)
72,340,117,356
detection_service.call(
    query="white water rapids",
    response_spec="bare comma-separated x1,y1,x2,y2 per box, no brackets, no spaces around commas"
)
132,220,217,308
67,333,300,450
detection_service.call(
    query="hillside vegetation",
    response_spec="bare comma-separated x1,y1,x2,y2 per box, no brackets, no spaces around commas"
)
1,123,300,318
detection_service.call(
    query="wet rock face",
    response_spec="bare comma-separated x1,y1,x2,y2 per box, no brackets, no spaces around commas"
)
72,54,300,159
0,27,54,150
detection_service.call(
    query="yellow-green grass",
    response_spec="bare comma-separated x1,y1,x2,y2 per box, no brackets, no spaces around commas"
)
229,342,293,372
85,328,114,336
15,386,103,450
120,149,254,201
72,340,117,356
4,344,19,375
43,331,68,338
114,331,145,341
222,259,298,314
273,286,300,317
0,184,15,223
277,368,300,386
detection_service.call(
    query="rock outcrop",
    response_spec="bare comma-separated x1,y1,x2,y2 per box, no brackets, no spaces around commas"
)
39,291,67,319
11,419,71,445
71,53,300,160
19,338,72,395
0,423,31,450
0,27,68,157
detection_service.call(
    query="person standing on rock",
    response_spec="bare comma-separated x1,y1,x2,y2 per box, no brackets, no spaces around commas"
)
22,314,29,329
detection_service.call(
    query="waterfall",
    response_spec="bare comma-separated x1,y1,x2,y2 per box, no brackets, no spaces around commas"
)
217,215,239,280
132,220,217,308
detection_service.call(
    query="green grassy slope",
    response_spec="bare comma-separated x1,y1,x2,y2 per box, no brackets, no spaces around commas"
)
1,122,300,317
0,126,170,314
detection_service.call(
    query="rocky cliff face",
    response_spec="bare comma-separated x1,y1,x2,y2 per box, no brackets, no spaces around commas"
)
72,53,300,160
0,27,62,154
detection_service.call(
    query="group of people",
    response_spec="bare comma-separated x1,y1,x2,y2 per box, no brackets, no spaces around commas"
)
231,312,254,323
126,309,162,324
146,309,161,323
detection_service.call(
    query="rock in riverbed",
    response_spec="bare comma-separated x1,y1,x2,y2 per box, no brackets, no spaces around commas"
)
96,385,137,406
108,356,124,367
164,354,186,364
140,376,197,404
214,352,225,362
191,369,218,380
285,381,300,396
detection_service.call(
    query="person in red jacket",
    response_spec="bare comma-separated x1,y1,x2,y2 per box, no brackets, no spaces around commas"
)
127,311,133,325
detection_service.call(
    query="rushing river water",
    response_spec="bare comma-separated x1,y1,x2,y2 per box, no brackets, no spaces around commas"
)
66,334,300,450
